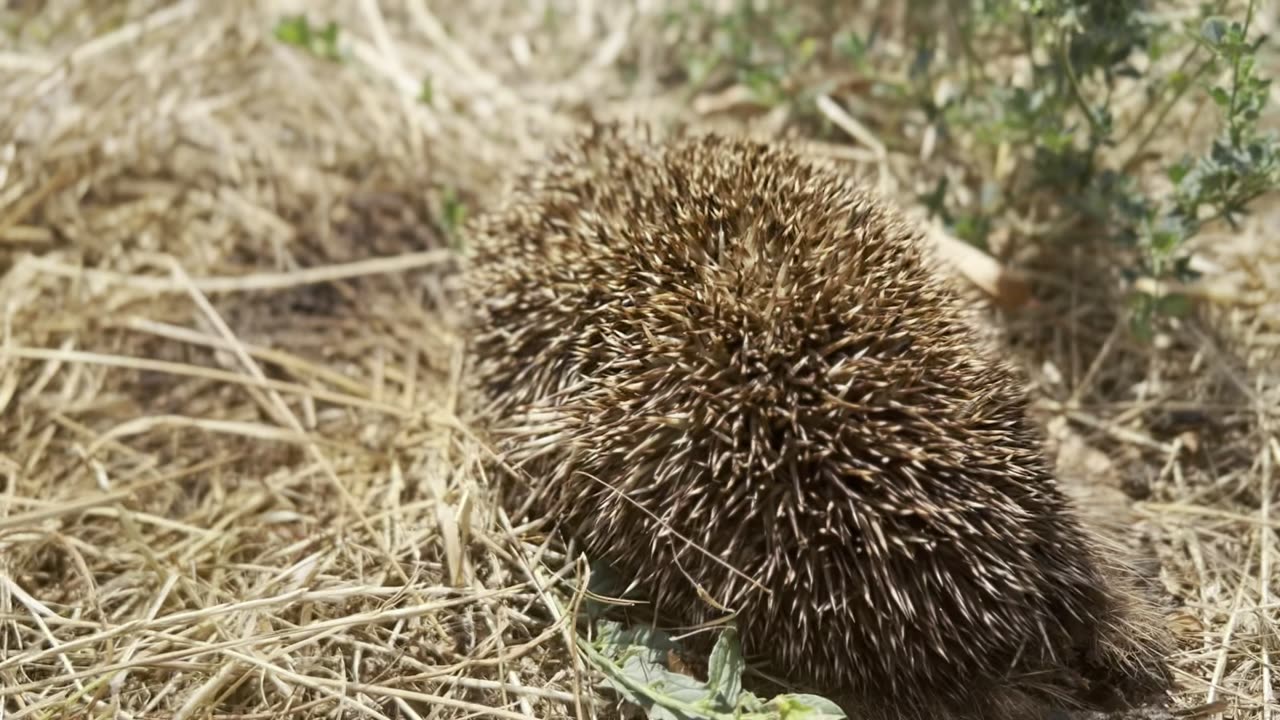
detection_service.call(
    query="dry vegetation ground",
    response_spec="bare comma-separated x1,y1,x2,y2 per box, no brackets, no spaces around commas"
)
0,1,1277,719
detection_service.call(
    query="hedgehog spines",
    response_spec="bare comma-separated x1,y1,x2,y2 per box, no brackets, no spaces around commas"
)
462,124,1173,720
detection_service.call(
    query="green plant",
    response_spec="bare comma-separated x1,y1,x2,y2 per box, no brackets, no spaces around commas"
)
437,186,468,248
1128,6,1278,334
576,560,845,720
665,0,1277,338
921,0,1276,336
581,621,846,720
273,15,342,61
1163,10,1277,247
664,1,823,106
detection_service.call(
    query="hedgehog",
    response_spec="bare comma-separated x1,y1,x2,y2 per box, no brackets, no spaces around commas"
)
460,125,1174,720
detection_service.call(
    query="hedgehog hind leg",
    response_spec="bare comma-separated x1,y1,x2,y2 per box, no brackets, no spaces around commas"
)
940,672,1173,720
1000,597,1175,720
942,602,1174,720
1072,550,1177,712
1078,609,1176,711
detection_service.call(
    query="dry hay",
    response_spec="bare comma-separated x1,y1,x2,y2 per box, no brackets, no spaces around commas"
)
0,1,1277,720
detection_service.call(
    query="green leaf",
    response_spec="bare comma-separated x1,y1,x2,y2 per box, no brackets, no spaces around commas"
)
273,15,312,48
837,31,867,62
1155,292,1193,318
1224,22,1246,47
738,691,766,713
1200,16,1228,46
1129,294,1156,342
1149,225,1183,254
594,620,681,659
705,628,744,706
273,14,341,61
591,621,709,716
440,187,468,245
1209,86,1231,108
657,677,716,709
317,21,340,58
765,694,848,720
797,37,818,63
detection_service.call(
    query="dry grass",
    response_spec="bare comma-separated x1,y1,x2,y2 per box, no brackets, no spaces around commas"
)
0,1,1276,719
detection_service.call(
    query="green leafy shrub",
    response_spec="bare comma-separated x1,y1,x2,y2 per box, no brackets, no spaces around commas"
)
666,0,1278,338
937,0,1277,335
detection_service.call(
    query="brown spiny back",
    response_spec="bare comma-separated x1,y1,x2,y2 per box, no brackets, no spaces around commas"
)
462,125,1172,719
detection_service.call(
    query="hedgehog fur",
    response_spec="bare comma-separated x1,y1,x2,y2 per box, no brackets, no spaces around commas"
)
460,125,1173,720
